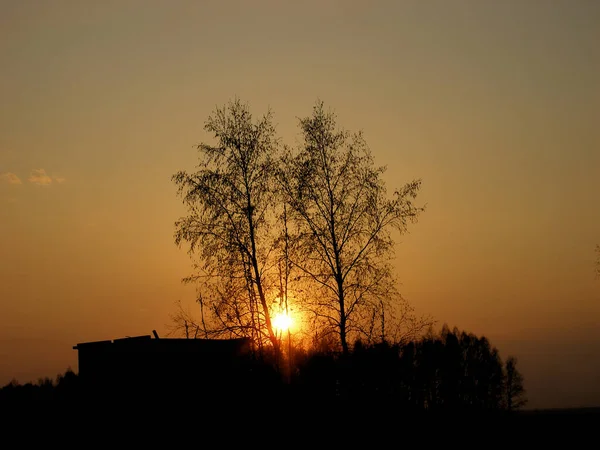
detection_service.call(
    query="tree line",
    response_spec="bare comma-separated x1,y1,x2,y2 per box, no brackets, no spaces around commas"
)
0,326,526,415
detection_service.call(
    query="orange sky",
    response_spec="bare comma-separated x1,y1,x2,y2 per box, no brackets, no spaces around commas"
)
1,0,599,409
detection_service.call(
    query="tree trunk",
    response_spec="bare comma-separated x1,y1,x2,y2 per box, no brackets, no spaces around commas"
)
337,277,348,356
247,201,279,355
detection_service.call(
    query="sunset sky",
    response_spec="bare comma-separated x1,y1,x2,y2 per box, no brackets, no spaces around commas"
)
1,0,598,409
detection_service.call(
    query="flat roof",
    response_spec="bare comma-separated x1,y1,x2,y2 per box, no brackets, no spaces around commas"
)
73,335,250,350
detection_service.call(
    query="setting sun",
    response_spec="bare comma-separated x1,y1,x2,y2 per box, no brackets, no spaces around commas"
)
273,313,292,332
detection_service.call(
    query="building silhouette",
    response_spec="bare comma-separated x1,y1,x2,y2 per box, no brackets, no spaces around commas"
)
73,332,255,408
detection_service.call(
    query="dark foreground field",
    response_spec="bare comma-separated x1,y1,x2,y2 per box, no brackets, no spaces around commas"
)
3,396,598,446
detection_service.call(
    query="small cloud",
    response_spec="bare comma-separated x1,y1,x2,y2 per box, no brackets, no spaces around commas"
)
54,176,67,184
28,169,53,186
0,172,22,185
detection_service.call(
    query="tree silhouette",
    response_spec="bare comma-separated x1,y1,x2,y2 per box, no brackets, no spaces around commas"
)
171,98,429,356
504,356,527,411
172,99,281,355
280,101,424,355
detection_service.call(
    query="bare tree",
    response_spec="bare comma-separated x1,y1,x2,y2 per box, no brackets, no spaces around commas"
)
172,99,281,355
280,101,424,355
375,297,434,346
504,356,527,411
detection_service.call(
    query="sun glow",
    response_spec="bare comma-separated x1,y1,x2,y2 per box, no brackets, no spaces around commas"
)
272,312,293,332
